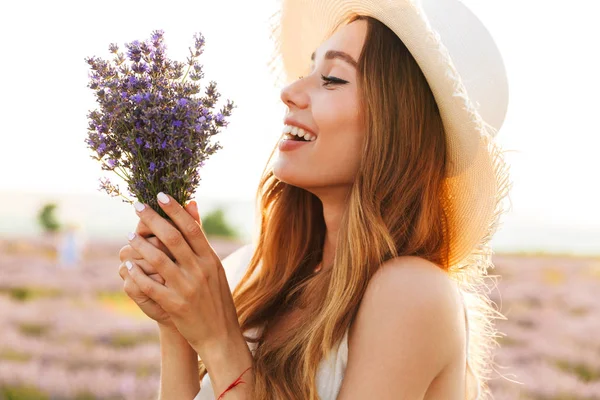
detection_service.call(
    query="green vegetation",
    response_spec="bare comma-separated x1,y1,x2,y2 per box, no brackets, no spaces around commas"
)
495,335,520,347
0,349,32,362
36,202,62,233
73,392,97,400
201,207,239,239
0,385,50,400
18,323,51,337
136,364,158,378
555,359,600,382
107,331,160,348
0,286,63,302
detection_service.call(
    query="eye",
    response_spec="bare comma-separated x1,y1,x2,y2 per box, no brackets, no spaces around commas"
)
320,74,348,87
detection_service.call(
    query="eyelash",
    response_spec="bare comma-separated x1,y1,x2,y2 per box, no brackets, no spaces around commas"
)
320,74,347,87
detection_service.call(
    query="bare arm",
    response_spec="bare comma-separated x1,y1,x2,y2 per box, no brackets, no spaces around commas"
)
197,331,255,399
158,323,200,399
158,241,256,400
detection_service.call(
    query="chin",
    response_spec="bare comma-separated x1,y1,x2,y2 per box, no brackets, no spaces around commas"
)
273,159,313,190
273,160,299,185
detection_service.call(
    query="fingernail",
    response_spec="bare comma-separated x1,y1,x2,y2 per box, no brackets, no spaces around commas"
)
157,192,170,204
134,202,146,212
127,232,136,241
125,260,133,270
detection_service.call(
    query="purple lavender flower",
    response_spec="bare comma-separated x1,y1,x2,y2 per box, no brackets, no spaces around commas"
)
151,29,164,43
84,29,236,216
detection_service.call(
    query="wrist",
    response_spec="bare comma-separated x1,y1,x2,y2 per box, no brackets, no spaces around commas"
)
157,322,200,399
201,333,254,397
158,323,195,351
157,321,179,333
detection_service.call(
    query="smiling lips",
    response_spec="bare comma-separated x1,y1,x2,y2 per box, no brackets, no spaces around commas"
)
278,127,316,151
283,124,316,142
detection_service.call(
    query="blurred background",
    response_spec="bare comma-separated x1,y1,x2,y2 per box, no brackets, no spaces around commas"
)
0,0,598,399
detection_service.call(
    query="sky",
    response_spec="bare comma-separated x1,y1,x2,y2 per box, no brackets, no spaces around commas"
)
0,0,599,250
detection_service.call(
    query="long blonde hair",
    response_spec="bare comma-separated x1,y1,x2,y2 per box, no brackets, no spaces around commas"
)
199,14,504,400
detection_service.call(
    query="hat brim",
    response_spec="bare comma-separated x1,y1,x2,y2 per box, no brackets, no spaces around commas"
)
266,0,511,267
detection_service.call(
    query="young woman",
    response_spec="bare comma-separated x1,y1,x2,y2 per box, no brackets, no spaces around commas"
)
118,1,511,399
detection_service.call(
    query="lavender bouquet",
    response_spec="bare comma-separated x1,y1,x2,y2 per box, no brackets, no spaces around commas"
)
84,29,235,219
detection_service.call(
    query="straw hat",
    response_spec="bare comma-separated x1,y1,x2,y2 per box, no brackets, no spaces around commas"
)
265,0,512,268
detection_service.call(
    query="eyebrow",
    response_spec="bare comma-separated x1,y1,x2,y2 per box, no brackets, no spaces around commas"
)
310,49,358,69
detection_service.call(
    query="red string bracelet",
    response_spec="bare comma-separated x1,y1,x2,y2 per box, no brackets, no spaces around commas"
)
217,365,253,400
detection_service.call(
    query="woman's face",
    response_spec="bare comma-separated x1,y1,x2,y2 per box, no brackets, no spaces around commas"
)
273,19,368,197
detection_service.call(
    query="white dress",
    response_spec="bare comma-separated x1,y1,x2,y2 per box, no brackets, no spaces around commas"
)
193,244,478,400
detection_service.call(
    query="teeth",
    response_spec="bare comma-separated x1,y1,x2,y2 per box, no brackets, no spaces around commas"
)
282,124,316,141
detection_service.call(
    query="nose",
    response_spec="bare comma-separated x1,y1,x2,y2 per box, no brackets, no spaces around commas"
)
280,76,309,110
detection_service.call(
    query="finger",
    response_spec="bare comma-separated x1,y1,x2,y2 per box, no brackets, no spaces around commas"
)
135,202,198,255
127,231,182,287
119,240,174,272
133,200,197,268
120,243,148,262
142,206,196,261
147,236,175,260
118,262,165,284
123,267,166,300
149,273,165,285
136,217,178,238
119,243,161,268
185,200,201,224
118,258,159,278
125,260,173,311
135,219,154,238
132,237,176,261
154,193,214,262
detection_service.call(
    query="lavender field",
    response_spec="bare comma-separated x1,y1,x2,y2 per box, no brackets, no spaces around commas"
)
0,237,599,400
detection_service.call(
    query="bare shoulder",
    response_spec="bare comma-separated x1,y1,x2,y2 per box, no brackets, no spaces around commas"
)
368,255,460,298
337,256,465,399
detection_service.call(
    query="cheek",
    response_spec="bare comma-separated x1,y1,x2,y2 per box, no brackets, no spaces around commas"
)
319,133,363,178
272,134,363,188
274,92,364,187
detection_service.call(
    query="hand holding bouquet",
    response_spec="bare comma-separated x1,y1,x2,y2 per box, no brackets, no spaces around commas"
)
84,29,235,219
95,31,253,379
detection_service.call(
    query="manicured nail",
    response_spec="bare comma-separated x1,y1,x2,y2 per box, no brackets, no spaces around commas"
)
127,232,136,241
125,261,133,271
134,202,145,212
157,192,170,204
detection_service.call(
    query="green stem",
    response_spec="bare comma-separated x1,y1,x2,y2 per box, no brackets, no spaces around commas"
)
181,62,192,84
130,134,156,198
117,192,134,204
180,49,199,84
108,165,128,182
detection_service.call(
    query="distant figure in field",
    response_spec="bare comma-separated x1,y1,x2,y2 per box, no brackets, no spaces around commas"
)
58,223,85,269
